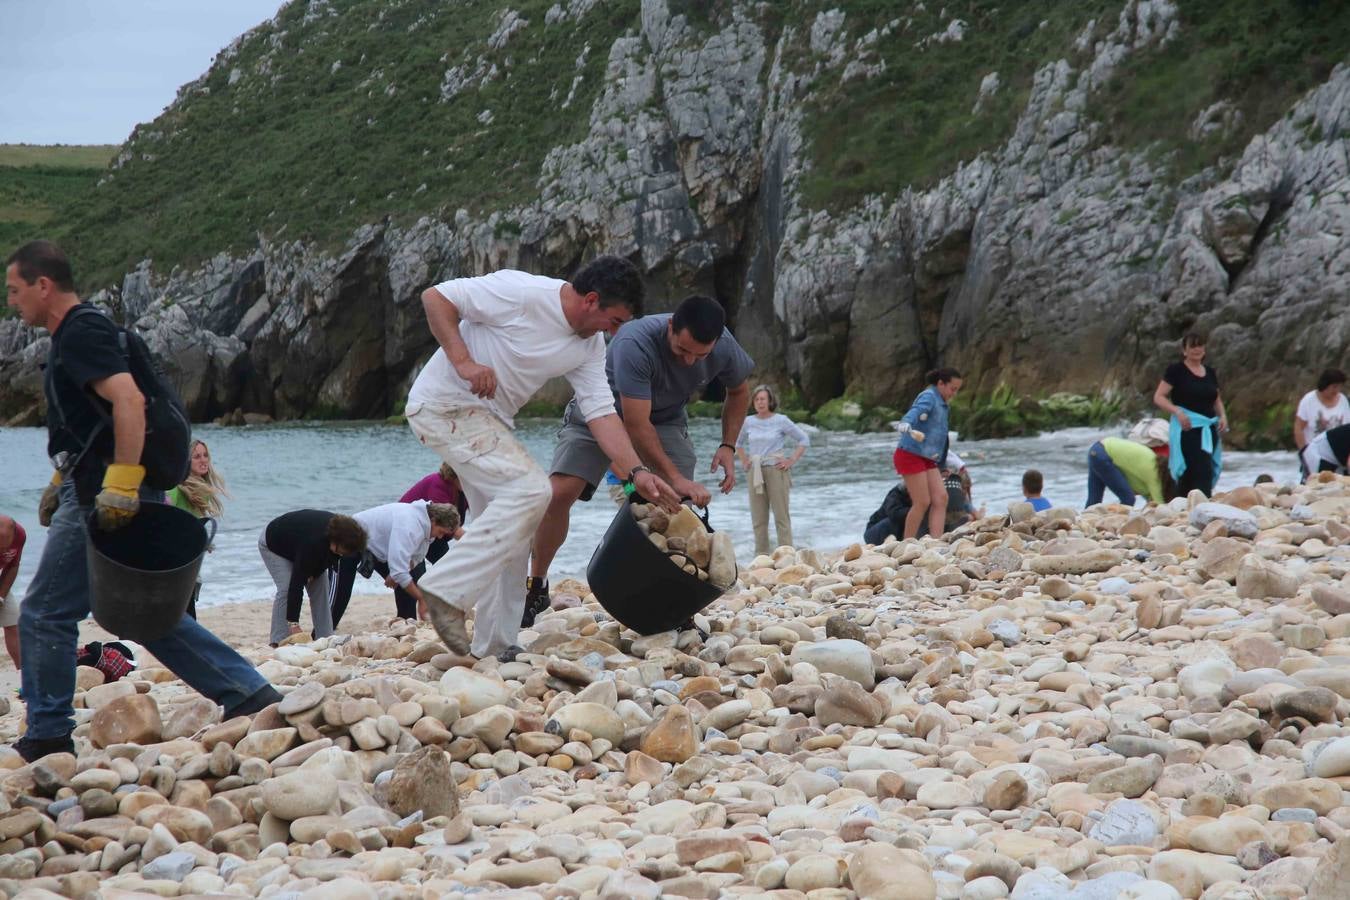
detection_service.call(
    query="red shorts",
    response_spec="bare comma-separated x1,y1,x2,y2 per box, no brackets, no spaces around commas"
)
894,448,937,476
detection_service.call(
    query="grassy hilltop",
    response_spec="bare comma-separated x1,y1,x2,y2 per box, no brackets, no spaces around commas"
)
3,0,1346,292
0,144,115,254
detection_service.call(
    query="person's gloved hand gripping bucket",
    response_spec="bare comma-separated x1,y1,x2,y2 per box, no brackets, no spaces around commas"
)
96,463,144,530
38,471,62,526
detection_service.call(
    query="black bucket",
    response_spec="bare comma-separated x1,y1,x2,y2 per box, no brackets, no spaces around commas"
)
586,497,736,635
86,503,215,644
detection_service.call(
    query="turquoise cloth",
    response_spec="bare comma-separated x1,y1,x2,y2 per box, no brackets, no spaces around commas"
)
1168,409,1223,483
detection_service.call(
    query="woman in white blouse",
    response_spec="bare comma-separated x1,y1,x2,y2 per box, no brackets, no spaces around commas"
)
1295,368,1349,480
735,385,810,555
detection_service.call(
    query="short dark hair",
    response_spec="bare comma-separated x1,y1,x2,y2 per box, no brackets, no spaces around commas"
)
926,367,962,385
7,240,75,292
572,255,643,316
1181,331,1206,349
1317,368,1347,392
326,514,367,556
1022,469,1043,494
671,295,725,344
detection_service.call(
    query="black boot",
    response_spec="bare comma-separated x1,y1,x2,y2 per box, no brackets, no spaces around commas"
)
14,733,75,763
521,576,550,627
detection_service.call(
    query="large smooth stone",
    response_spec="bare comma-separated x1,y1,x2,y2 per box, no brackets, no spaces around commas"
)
1088,799,1159,847
262,769,338,820
548,702,625,745
814,681,886,727
1179,660,1236,703
640,705,698,763
1308,835,1350,900
848,844,935,899
1252,778,1342,816
1235,555,1298,599
1189,503,1258,538
90,694,162,748
1308,736,1350,778
439,668,512,716
789,639,875,686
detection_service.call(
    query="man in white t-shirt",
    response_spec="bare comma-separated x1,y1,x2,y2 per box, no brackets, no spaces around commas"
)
405,256,679,660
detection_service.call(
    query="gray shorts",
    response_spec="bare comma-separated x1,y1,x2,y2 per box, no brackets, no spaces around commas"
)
551,407,696,501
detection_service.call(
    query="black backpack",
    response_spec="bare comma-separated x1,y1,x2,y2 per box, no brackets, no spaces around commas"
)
49,305,192,491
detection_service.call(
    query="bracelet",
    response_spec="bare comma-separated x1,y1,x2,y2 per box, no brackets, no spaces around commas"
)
624,465,652,484
718,442,735,452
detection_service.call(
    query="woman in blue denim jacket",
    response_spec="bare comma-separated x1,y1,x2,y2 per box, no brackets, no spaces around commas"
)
892,368,963,540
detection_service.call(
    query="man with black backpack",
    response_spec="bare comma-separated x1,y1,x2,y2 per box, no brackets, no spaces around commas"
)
5,241,280,763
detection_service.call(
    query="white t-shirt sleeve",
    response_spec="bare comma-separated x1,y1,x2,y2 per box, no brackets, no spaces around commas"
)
431,271,525,326
566,339,618,422
1296,391,1318,430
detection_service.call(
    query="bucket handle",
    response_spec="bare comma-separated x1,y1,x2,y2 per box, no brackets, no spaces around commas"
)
200,516,218,549
629,492,714,533
679,500,714,534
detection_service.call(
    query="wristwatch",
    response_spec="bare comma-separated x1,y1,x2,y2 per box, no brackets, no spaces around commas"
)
624,465,652,485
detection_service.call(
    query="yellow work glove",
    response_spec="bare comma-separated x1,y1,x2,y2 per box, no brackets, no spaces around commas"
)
95,464,145,531
38,471,62,527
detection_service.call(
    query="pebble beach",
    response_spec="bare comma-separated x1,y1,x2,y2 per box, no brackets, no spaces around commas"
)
2,475,1350,900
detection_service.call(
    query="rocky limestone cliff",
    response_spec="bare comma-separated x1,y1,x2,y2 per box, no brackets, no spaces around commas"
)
1,0,1346,446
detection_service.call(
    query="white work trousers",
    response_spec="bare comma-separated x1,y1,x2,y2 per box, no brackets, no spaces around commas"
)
405,402,551,658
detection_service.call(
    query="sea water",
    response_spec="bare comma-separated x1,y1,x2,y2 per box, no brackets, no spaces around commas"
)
0,420,1295,609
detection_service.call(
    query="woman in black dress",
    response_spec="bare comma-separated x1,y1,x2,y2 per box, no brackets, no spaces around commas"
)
1153,332,1229,496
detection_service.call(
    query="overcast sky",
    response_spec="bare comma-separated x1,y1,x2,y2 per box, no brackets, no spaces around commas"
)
0,0,285,145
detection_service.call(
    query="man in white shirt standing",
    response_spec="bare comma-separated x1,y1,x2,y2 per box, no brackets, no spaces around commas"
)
406,256,679,660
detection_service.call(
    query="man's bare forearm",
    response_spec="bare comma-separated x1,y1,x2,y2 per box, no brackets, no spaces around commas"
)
111,393,146,466
720,382,750,447
626,419,683,482
588,414,645,476
422,288,472,365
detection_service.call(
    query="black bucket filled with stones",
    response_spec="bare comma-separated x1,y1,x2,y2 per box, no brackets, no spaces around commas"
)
587,497,737,635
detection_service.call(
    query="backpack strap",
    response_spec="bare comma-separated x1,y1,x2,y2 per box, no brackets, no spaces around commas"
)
48,305,123,473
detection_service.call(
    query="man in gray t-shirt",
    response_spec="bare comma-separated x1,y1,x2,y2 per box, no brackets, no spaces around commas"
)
525,295,754,623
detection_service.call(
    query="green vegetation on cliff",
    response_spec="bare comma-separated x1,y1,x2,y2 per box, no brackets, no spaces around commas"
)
797,0,1117,209
51,0,636,288
0,144,113,257
1092,0,1350,174
794,0,1350,208
11,0,1350,300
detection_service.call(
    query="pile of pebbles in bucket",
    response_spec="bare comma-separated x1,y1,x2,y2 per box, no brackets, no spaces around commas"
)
2,475,1350,897
632,502,737,589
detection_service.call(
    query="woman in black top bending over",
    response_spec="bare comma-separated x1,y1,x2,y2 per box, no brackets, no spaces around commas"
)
1153,332,1229,496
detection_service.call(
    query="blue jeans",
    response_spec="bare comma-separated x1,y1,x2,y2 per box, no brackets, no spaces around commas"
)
20,481,273,740
1086,441,1136,506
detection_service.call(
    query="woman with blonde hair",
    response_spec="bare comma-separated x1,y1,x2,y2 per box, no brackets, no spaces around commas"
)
168,439,228,517
735,384,810,555
167,439,229,617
